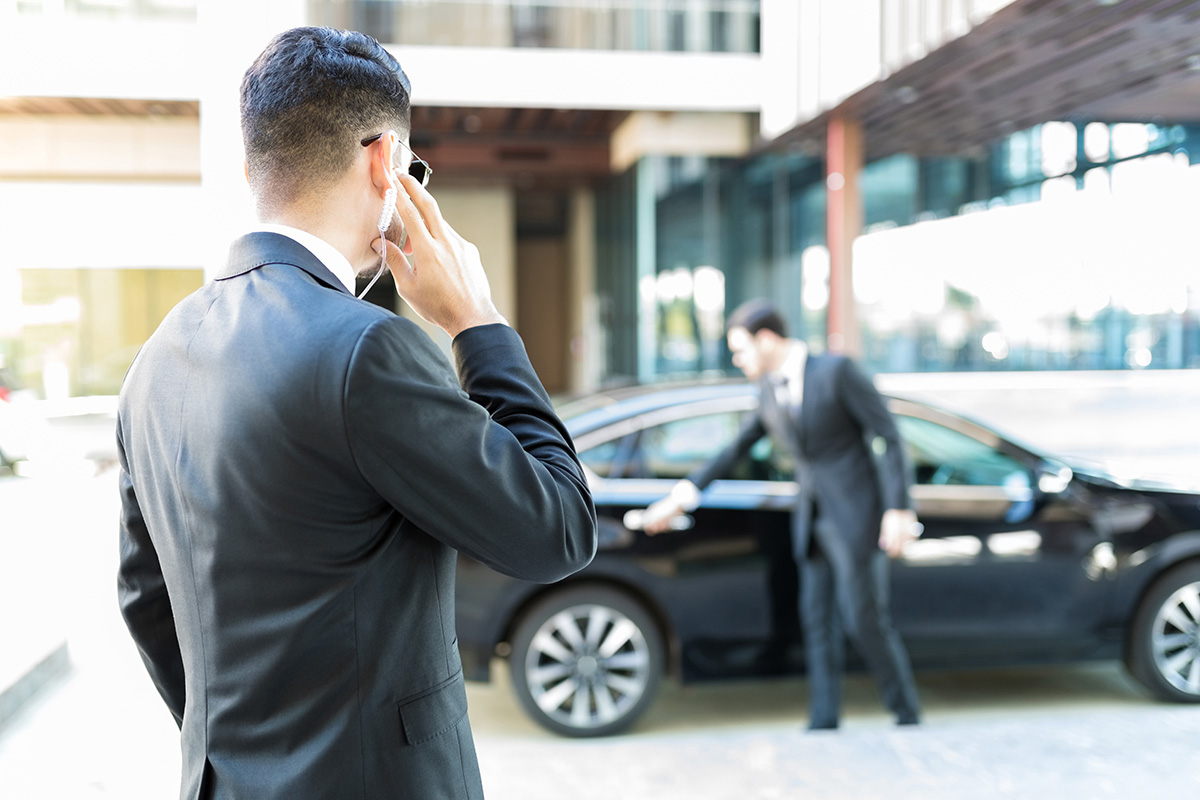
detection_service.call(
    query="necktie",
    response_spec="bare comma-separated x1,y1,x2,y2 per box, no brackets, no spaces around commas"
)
769,373,789,410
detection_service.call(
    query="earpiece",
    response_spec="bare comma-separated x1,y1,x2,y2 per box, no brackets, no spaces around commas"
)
358,134,399,300
378,187,397,233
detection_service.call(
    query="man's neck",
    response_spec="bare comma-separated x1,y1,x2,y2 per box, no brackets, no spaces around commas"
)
260,191,372,274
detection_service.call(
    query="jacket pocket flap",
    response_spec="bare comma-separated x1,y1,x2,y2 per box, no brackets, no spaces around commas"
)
397,671,468,746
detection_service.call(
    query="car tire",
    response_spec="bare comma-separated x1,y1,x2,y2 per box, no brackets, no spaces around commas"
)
508,584,665,738
1125,560,1200,703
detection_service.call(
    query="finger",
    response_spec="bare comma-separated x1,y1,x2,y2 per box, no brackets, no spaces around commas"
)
391,177,436,253
372,237,407,269
396,172,447,239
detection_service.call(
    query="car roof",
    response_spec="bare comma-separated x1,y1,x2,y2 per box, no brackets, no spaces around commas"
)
557,377,1048,459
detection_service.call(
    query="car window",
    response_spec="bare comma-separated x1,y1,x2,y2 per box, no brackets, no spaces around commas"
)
638,413,741,480
586,410,793,481
896,415,1028,488
578,437,623,478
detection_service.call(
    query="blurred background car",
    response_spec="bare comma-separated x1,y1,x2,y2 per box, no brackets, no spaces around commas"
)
0,363,32,472
456,380,1200,737
0,363,115,478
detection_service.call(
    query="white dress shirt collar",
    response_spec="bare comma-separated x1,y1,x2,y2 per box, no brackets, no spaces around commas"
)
773,340,808,407
249,223,357,294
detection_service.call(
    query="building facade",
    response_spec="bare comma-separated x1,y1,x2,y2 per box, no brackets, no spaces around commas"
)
2,0,1197,402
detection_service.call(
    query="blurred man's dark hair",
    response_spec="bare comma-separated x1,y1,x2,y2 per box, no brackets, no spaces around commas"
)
726,299,788,338
240,26,411,209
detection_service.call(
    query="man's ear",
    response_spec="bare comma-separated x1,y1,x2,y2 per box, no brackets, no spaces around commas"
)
242,160,250,185
369,129,398,197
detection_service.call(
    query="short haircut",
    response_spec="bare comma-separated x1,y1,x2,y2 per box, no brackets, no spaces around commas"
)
726,299,788,338
240,27,412,206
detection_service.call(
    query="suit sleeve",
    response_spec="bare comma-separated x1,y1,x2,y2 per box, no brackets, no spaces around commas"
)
836,357,912,511
115,418,186,727
345,320,596,583
686,408,766,492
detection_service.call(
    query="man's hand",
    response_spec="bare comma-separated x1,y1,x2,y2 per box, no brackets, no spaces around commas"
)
374,172,507,338
641,496,686,535
879,508,922,557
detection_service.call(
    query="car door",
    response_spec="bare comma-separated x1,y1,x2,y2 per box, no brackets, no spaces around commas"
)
886,401,1108,664
575,396,799,679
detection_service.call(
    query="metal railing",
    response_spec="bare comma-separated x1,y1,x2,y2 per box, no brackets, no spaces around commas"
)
309,0,760,52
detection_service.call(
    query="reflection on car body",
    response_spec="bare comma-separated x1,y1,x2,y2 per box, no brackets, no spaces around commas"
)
455,380,1200,737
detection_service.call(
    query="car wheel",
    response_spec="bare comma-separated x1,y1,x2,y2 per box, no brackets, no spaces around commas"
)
508,585,665,737
1126,561,1200,702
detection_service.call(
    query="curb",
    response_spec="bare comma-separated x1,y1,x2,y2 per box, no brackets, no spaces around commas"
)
0,642,71,731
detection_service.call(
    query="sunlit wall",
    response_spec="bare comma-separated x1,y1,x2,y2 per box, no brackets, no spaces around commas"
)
6,268,202,399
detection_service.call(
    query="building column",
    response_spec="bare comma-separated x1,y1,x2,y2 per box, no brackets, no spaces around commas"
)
758,0,804,139
567,188,600,394
825,114,863,356
635,158,658,384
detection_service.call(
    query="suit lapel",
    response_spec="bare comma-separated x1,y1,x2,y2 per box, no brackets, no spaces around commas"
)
759,375,785,441
792,354,816,455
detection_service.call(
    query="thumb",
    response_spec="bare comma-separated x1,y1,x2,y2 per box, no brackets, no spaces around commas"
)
372,236,406,267
373,237,415,286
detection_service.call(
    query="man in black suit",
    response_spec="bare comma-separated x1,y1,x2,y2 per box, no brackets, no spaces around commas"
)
642,299,921,730
117,27,596,799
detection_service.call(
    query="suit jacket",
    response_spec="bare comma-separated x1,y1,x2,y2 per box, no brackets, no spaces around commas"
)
116,232,597,800
690,353,910,561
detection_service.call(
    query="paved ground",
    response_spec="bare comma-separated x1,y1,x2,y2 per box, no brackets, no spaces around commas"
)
468,662,1200,800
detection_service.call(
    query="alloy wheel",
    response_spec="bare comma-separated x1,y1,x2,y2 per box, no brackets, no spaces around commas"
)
1151,580,1200,696
521,602,654,732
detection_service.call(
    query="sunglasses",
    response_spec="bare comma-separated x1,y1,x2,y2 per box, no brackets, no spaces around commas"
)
360,133,433,187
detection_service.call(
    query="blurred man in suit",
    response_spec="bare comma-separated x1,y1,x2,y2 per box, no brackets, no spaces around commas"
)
642,299,921,730
117,27,595,799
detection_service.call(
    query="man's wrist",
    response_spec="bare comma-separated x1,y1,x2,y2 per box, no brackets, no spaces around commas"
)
448,308,508,339
885,508,923,538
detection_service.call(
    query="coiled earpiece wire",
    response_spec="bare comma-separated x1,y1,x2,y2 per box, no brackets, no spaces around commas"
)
357,185,397,300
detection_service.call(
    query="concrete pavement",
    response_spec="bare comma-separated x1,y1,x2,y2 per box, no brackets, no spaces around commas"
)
465,656,1200,800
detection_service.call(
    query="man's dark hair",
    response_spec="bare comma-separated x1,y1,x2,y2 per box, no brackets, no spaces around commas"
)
726,299,788,338
240,27,411,205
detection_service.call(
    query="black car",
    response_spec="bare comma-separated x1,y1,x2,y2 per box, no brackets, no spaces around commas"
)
455,380,1200,737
